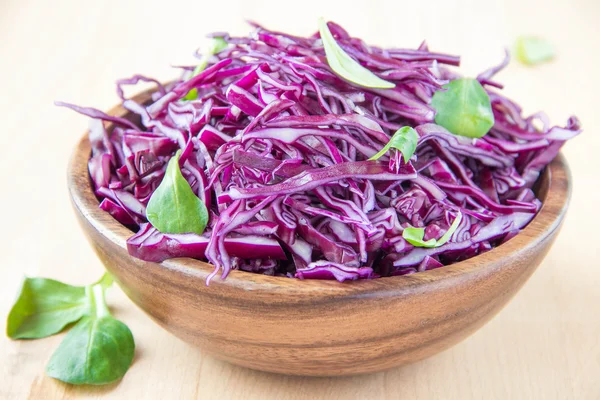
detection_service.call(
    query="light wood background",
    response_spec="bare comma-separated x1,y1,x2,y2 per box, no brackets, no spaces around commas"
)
1,0,598,398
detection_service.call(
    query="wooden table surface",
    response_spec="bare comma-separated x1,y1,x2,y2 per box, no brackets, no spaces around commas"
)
1,0,599,398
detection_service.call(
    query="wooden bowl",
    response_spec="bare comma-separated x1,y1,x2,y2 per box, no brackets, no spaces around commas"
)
67,91,571,376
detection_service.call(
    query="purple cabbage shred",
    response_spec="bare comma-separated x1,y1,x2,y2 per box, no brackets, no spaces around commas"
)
61,21,580,283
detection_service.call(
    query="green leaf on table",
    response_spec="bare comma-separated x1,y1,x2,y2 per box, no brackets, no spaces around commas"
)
95,272,113,291
46,316,134,385
46,283,135,385
7,278,87,339
431,78,494,138
6,272,114,340
369,126,419,163
6,271,133,385
318,18,395,89
403,212,463,248
183,37,229,100
146,150,209,235
515,36,554,66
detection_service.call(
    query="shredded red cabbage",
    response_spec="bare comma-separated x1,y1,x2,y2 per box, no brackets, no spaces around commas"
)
62,21,581,282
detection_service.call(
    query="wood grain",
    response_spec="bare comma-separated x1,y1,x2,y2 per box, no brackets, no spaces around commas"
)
1,0,599,398
65,89,570,376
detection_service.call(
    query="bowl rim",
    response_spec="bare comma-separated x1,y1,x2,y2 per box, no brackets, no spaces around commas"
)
67,89,571,297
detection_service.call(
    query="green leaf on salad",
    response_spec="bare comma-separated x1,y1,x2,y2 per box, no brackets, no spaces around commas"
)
402,228,438,248
369,126,419,163
431,78,494,139
146,150,209,235
183,37,228,100
318,18,395,89
403,212,463,248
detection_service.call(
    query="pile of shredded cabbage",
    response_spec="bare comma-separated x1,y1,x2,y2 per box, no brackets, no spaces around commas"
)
62,21,580,282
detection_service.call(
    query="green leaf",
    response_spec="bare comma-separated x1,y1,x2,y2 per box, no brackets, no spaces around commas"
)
318,18,395,89
7,271,115,340
402,212,463,248
182,89,199,101
369,126,419,163
207,37,228,58
146,150,209,235
45,278,134,385
183,37,228,100
402,227,438,248
45,316,135,385
7,278,87,339
7,271,134,385
95,272,113,291
431,78,494,138
515,36,554,66
434,211,463,247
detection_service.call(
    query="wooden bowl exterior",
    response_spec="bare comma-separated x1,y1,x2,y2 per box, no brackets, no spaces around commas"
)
67,91,571,376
